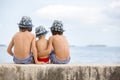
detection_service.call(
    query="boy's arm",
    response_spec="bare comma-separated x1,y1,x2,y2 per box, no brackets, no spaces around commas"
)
31,35,40,64
7,38,14,56
38,36,53,56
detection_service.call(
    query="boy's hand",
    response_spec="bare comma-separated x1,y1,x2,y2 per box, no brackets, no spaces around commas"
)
48,36,52,44
36,61,45,64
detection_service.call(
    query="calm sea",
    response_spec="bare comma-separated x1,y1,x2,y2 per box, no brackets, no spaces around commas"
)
0,46,120,64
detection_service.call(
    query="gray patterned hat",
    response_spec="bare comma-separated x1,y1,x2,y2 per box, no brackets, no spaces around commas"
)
35,26,48,38
50,20,64,32
18,16,33,28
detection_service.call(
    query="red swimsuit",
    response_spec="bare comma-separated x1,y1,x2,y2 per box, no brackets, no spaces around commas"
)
37,57,49,63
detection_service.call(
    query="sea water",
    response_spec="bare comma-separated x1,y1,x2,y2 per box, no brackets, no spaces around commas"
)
0,46,13,63
70,46,120,64
0,46,120,64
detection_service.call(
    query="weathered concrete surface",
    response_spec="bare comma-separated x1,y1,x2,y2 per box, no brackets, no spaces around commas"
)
0,64,120,80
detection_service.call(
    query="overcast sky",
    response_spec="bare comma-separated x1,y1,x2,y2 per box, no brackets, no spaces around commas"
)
0,0,120,46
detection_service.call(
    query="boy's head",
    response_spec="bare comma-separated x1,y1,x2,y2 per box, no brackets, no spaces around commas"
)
50,20,64,35
18,16,33,32
35,26,48,38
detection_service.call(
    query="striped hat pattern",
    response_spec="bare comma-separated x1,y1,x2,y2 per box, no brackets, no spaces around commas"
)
50,20,64,32
18,16,33,28
35,26,48,38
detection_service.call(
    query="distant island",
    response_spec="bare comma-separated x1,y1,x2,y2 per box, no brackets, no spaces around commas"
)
0,44,6,47
70,45,77,47
87,44,107,47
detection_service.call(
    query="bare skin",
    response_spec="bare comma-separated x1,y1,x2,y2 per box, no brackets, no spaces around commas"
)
36,34,70,61
7,31,41,64
37,35,70,60
36,36,50,58
49,34,70,60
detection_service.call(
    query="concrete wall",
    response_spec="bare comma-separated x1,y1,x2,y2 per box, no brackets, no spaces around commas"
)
0,64,120,80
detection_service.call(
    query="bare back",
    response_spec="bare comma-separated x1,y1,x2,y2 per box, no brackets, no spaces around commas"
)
36,37,48,58
51,35,70,60
13,31,34,59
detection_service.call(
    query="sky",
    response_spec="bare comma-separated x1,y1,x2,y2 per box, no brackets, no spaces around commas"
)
0,0,120,47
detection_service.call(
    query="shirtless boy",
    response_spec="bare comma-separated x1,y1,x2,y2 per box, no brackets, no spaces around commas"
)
7,16,39,64
35,26,50,63
49,20,70,64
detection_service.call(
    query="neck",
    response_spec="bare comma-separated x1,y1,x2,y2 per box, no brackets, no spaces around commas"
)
39,36,45,39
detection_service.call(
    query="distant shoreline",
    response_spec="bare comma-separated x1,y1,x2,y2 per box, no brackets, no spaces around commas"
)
0,44,6,47
70,44,107,47
87,45,106,47
70,45,120,48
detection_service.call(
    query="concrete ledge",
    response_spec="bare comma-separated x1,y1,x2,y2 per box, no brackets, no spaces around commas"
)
0,64,120,80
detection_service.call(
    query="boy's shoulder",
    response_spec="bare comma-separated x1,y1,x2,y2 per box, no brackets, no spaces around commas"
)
14,31,35,38
13,32,20,36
